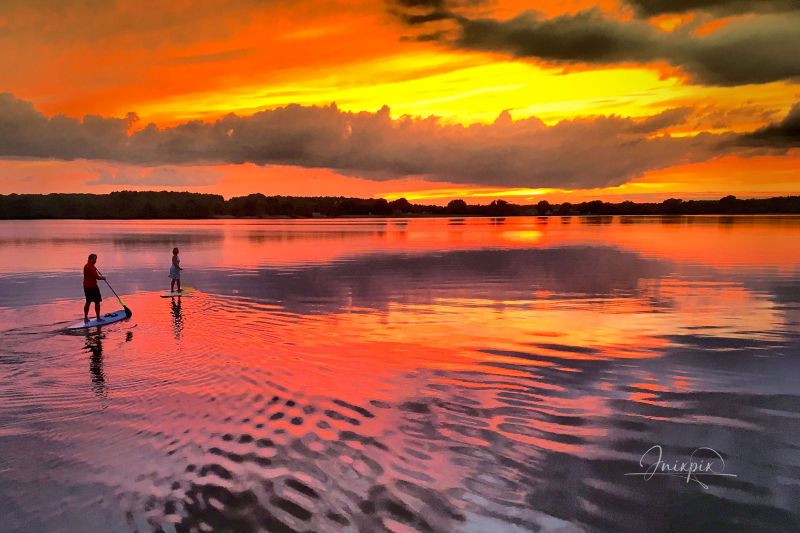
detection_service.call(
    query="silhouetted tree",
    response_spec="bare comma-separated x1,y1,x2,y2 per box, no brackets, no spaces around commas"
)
662,198,683,215
389,198,413,214
536,200,551,215
447,199,467,213
719,195,739,214
2,192,800,219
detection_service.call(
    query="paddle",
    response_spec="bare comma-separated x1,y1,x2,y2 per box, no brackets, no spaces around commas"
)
97,269,133,318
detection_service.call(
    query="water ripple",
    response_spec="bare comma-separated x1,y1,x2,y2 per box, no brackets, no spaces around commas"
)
2,218,800,531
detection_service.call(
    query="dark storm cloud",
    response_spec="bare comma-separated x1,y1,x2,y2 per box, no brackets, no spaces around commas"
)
455,10,655,63
394,4,800,86
457,10,800,86
740,103,800,148
0,92,741,189
625,0,800,16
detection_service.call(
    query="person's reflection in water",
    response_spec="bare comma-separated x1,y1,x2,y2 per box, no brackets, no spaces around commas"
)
171,298,184,340
84,330,107,398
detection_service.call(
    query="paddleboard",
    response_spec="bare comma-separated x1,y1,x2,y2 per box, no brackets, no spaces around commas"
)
160,288,194,298
66,309,130,330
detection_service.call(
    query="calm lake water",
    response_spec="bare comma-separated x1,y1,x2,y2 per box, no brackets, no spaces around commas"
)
1,217,799,532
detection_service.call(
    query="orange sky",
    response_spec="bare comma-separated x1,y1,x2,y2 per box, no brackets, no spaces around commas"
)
0,0,798,203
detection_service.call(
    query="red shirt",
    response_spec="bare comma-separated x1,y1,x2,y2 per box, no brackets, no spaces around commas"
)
83,263,100,288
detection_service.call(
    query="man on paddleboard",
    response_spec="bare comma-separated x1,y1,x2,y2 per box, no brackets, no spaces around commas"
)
83,253,106,322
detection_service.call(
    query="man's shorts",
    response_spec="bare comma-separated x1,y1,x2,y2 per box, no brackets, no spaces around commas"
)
84,287,102,303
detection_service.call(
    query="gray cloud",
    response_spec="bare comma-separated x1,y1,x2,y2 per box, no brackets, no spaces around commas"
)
740,103,800,148
625,0,800,16
396,6,800,86
0,95,131,159
629,107,693,133
86,167,222,186
0,93,739,189
456,11,655,63
388,0,486,25
391,5,452,25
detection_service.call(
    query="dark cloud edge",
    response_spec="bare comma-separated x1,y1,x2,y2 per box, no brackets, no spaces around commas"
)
624,0,800,17
0,93,797,190
389,2,800,87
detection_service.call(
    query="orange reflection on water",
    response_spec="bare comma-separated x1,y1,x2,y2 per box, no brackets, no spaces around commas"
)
532,216,800,270
2,215,800,532
88,261,781,451
4,217,800,275
2,217,795,441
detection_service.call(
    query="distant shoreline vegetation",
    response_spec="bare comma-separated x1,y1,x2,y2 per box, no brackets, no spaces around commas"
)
2,191,800,219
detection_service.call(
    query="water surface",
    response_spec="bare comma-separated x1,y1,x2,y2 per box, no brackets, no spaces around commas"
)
1,217,799,532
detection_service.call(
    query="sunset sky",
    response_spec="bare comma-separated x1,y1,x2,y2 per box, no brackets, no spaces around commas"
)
0,0,798,204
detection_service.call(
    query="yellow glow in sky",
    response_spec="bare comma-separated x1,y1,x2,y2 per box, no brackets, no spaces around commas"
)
0,0,797,201
134,52,687,125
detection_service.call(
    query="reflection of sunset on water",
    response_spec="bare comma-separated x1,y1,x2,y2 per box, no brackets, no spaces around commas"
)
4,217,800,277
3,0,800,527
1,217,799,531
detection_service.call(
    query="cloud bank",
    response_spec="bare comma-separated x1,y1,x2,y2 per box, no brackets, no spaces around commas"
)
0,92,767,189
624,0,800,16
740,103,800,148
391,2,800,86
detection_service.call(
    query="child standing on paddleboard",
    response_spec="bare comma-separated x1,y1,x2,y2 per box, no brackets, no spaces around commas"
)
83,253,106,322
169,247,183,293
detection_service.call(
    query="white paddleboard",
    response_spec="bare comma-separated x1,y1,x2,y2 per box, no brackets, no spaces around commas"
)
66,309,130,330
160,288,194,298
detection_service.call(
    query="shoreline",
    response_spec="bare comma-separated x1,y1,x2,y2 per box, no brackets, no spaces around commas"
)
3,192,800,219
2,213,800,221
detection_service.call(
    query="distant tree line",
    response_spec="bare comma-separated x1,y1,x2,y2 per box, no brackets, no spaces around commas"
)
0,191,226,219
1,191,800,219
